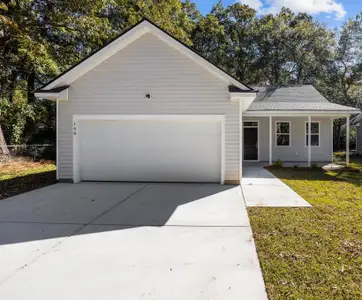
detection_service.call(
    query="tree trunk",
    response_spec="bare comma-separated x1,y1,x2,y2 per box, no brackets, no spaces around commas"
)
8,71,17,103
23,72,37,143
0,124,10,155
296,66,303,84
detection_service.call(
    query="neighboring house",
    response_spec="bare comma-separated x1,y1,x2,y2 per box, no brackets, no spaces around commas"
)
35,19,360,184
351,113,362,154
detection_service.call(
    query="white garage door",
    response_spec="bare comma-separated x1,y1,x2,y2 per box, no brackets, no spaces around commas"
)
76,117,222,182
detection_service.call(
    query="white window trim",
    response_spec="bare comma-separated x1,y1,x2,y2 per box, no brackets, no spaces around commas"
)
275,121,291,147
243,121,259,128
243,120,260,162
305,121,321,147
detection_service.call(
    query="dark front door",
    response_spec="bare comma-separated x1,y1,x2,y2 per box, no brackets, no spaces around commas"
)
244,127,258,160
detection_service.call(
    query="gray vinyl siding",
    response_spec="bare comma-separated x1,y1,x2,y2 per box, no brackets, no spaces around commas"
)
243,117,333,162
358,122,362,154
58,32,240,181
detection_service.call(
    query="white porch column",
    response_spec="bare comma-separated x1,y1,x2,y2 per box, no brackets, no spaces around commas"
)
346,115,350,165
308,116,311,167
239,101,243,181
269,116,272,165
330,117,334,162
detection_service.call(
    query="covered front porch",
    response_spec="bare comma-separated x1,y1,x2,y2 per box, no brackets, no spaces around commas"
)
241,112,354,167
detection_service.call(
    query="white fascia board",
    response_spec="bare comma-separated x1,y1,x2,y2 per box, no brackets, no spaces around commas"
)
230,92,255,98
42,20,251,92
230,93,258,112
243,110,360,117
43,24,151,90
34,92,58,100
73,114,225,121
35,89,68,101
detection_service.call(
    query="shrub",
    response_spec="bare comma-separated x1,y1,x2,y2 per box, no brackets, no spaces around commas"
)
273,159,283,167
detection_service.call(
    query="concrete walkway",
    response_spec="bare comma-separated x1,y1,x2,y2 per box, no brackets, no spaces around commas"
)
0,183,267,300
242,165,311,207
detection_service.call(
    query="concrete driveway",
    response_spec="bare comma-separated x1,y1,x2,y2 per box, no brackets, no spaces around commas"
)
0,183,267,300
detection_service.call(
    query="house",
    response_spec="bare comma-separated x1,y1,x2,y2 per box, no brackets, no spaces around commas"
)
351,113,362,154
35,19,360,184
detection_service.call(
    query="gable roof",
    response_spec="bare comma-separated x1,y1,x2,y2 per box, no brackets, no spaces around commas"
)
36,18,254,93
247,85,360,113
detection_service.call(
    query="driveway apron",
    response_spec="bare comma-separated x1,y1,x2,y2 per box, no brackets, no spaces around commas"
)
0,182,267,300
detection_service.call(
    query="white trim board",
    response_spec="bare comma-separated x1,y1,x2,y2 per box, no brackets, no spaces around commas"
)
243,120,260,162
275,121,292,147
72,114,225,184
41,20,250,91
73,114,225,121
239,101,243,180
35,89,68,101
243,111,358,117
304,121,321,147
330,118,334,162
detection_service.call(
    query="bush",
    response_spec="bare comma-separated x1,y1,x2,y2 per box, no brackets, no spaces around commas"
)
0,96,34,145
273,159,283,167
9,145,56,161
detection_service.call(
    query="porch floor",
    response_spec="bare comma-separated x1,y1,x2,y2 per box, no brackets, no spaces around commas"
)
241,164,312,207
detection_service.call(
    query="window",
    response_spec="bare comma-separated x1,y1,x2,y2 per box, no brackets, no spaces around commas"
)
306,122,320,146
276,121,291,146
243,121,258,127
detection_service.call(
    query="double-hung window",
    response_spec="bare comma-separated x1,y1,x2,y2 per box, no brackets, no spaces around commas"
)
306,122,320,146
276,121,291,146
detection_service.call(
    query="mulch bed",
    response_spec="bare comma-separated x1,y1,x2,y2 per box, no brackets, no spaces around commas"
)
0,170,57,200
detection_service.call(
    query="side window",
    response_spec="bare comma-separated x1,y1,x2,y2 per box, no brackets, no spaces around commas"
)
276,122,291,146
306,122,320,146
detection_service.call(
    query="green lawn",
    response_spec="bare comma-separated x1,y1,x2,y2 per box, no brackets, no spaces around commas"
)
0,159,56,200
0,160,56,181
248,156,362,300
334,151,362,171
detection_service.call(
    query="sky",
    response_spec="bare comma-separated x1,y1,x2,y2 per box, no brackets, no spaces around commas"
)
193,0,361,28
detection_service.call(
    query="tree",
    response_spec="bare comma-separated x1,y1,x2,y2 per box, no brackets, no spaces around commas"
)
0,1,361,155
0,0,112,153
191,2,258,84
252,8,334,85
106,0,197,45
191,7,226,65
282,13,335,84
317,13,362,149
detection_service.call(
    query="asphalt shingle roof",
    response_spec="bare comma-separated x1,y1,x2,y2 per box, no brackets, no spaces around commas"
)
248,85,360,112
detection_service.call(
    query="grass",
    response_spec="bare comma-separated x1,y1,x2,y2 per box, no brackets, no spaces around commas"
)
0,159,56,181
248,155,362,300
334,152,362,171
0,157,56,200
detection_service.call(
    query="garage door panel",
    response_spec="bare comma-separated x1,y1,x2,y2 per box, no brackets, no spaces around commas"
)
78,118,222,182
